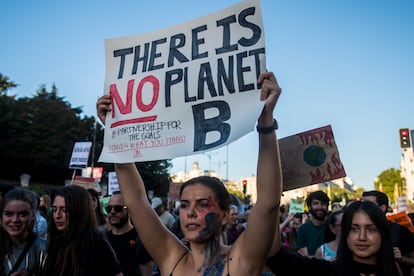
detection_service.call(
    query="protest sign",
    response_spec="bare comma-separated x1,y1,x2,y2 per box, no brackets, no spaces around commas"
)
397,196,407,212
69,142,92,169
71,175,99,191
279,125,346,191
100,197,110,215
99,0,266,163
387,211,414,233
169,182,181,202
288,198,305,214
108,171,120,195
92,167,103,180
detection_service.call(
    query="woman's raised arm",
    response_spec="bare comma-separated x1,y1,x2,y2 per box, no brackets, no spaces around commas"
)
232,71,283,272
96,97,188,275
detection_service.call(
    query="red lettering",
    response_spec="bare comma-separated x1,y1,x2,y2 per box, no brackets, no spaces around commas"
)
109,76,160,127
136,75,159,112
110,79,134,118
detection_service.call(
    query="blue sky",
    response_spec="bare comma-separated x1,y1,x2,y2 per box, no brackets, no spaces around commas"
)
1,0,413,191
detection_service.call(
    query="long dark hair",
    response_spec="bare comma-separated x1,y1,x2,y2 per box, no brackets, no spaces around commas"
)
0,188,38,275
336,200,398,276
42,185,102,276
87,188,107,226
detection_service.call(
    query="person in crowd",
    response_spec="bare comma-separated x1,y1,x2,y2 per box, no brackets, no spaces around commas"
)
241,206,253,229
314,210,344,261
34,192,48,240
151,197,176,230
286,212,304,252
88,188,111,233
296,190,333,257
279,205,288,224
171,217,186,244
0,188,47,275
97,71,283,275
363,190,414,276
279,212,295,251
0,182,15,204
267,200,402,276
167,201,179,221
221,205,245,245
40,185,122,276
39,193,52,222
106,191,153,276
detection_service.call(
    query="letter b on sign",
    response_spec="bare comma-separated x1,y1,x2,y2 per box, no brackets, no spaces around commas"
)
192,101,230,151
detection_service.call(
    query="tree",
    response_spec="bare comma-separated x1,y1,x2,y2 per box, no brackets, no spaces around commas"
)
1,84,96,184
0,73,18,95
374,168,405,205
0,75,172,194
95,160,172,198
321,184,365,207
136,160,172,198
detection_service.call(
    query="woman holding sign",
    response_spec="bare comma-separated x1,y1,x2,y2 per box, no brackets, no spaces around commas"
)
97,71,282,275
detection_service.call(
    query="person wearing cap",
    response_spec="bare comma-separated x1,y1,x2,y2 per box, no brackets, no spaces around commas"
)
151,197,175,230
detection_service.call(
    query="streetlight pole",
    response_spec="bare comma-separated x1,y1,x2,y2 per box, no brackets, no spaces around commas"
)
203,151,217,175
226,145,229,180
90,118,97,175
215,160,227,179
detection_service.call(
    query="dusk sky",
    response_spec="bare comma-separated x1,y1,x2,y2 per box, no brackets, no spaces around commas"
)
2,0,413,190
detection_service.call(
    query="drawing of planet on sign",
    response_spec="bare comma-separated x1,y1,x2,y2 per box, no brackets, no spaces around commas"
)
303,145,326,167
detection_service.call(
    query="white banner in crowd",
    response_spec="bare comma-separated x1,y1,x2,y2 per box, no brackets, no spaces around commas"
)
99,0,266,163
69,142,92,169
108,171,120,195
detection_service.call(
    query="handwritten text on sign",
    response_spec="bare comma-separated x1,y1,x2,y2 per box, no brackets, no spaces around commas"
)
99,0,266,163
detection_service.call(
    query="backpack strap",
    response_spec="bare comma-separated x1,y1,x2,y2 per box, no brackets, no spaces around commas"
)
8,234,35,275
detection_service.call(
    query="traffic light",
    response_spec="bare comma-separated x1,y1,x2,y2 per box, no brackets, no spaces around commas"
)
242,179,247,194
399,128,411,148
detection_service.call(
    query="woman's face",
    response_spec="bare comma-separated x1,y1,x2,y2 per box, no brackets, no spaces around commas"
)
91,195,98,210
2,200,34,242
347,210,381,264
330,213,343,238
179,183,224,242
292,218,301,230
52,195,69,231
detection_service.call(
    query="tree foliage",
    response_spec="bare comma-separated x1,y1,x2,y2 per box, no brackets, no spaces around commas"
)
0,73,18,95
0,83,97,184
322,184,365,206
374,168,405,205
135,160,172,198
0,74,172,191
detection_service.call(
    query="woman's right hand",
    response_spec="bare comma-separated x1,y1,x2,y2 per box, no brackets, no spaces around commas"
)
96,95,112,125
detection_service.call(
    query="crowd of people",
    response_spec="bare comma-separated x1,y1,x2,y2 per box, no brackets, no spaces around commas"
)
0,182,158,276
268,189,414,276
1,70,414,275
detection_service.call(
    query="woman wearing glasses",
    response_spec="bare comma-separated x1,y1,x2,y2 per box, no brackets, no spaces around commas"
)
40,185,122,276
